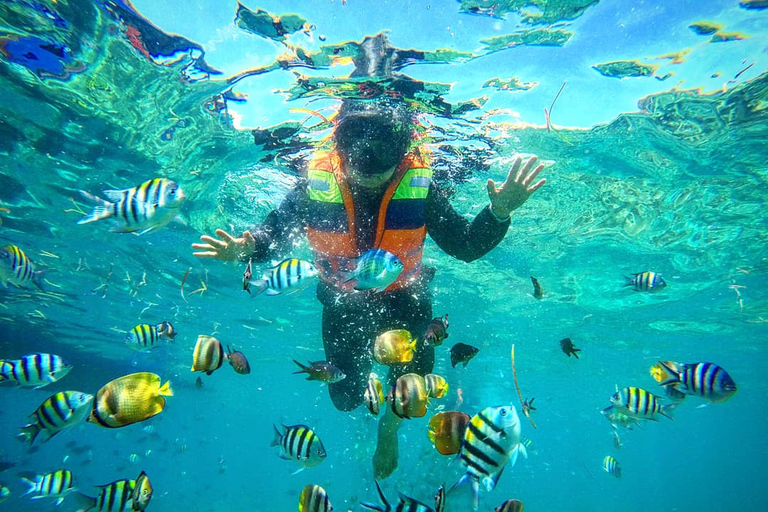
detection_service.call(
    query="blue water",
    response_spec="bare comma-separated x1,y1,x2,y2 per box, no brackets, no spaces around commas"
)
1,0,767,511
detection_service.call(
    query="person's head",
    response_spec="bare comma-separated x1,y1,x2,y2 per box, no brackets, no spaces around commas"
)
334,99,414,188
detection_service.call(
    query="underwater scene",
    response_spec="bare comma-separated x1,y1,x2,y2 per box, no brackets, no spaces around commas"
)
1,0,767,511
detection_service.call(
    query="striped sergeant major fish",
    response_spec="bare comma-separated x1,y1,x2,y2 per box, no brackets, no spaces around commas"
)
125,322,176,351
0,353,72,388
18,391,94,445
22,469,76,506
0,244,44,289
602,455,622,478
299,484,332,512
270,424,326,473
451,405,527,511
251,258,318,296
626,271,666,292
656,361,737,403
361,479,436,512
340,248,403,292
73,478,135,512
610,386,674,421
191,335,226,375
78,178,186,235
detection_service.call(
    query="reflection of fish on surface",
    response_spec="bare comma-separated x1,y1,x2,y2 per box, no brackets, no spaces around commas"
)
361,479,435,512
374,329,417,365
428,411,470,455
22,469,76,506
0,353,72,389
293,360,345,383
77,178,186,235
299,484,332,512
450,343,479,368
0,244,45,289
18,391,94,445
87,372,173,428
387,373,429,419
271,424,326,473
451,405,527,510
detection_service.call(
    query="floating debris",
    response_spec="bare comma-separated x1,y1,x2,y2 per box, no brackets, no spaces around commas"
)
483,77,538,92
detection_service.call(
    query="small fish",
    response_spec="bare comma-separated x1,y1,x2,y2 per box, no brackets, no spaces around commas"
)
78,178,186,235
428,411,470,455
18,391,94,445
87,372,173,428
425,373,449,398
656,361,737,403
613,429,622,450
559,338,580,358
530,275,543,299
22,469,76,506
373,329,417,365
610,387,674,421
451,405,527,510
0,353,72,388
626,271,666,292
195,376,204,389
364,374,385,416
132,471,152,511
520,437,537,456
361,480,434,512
293,360,345,383
424,314,449,346
435,484,446,512
299,483,332,512
522,398,536,419
387,373,429,419
496,499,524,512
271,424,326,472
603,455,622,478
450,343,479,368
191,335,227,375
601,405,639,430
0,485,9,503
0,244,44,289
340,248,404,292
243,259,253,293
252,258,318,296
663,384,687,404
125,322,176,351
73,478,135,512
227,346,251,375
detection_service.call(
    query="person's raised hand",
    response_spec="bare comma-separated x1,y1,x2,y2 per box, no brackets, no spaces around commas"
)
486,155,546,219
192,229,255,261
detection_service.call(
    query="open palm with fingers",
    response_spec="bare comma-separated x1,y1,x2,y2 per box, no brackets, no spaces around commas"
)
487,155,546,219
192,229,255,261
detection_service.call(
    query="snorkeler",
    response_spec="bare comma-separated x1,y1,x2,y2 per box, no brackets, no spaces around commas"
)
192,98,546,480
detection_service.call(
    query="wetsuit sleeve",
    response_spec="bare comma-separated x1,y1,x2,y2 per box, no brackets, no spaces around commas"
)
246,181,309,263
425,184,510,262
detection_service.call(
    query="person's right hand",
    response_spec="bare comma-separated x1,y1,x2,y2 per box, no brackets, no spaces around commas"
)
192,229,255,261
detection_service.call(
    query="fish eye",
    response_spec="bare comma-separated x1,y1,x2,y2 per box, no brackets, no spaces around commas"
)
500,408,507,416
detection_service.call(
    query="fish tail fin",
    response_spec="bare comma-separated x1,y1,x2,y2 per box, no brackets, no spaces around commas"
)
270,424,282,447
573,348,581,359
661,403,675,420
17,423,41,445
21,476,39,496
77,191,114,225
158,380,173,397
72,492,97,512
31,270,46,290
251,279,268,296
292,360,308,374
657,360,681,386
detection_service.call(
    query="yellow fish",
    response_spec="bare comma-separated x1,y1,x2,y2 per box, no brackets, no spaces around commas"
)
425,373,449,398
387,373,428,419
373,329,417,365
192,335,226,375
87,372,172,428
650,360,682,384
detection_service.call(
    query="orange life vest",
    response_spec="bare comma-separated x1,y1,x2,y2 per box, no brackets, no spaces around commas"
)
305,149,433,292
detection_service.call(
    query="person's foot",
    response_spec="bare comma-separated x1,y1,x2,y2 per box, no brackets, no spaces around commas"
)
372,409,401,480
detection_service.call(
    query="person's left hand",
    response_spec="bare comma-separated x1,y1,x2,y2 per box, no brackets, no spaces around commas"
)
487,155,546,219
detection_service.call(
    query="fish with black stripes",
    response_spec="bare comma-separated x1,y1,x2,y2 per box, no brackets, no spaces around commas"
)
191,335,227,375
340,248,403,292
73,477,135,512
434,484,446,512
0,353,72,388
77,178,186,235
251,258,318,296
425,374,449,399
18,391,94,445
299,484,332,512
495,499,524,512
602,455,622,478
654,361,737,403
424,314,449,346
364,373,385,416
21,469,76,506
131,471,153,511
125,321,176,351
450,405,527,510
271,424,326,473
387,373,429,419
625,271,666,292
0,244,44,289
361,479,435,512
610,386,674,421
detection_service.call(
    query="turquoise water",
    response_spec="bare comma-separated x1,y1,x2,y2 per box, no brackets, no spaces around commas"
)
1,0,767,511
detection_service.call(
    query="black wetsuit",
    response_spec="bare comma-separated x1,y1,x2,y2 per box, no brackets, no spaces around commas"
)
248,179,510,411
